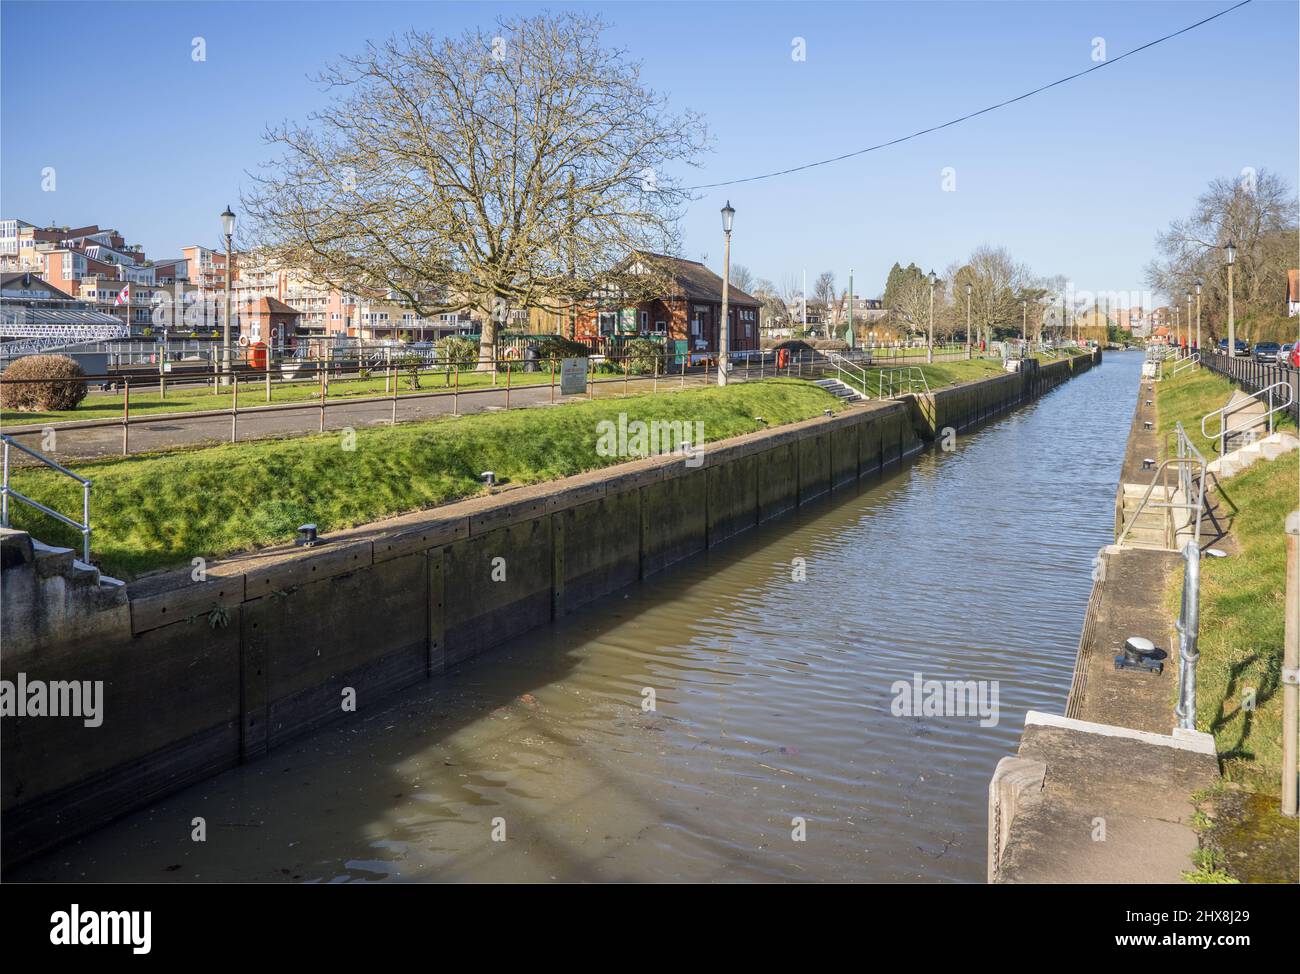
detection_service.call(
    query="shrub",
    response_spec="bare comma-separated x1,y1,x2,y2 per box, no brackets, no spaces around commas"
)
621,337,665,374
0,354,89,412
436,336,478,369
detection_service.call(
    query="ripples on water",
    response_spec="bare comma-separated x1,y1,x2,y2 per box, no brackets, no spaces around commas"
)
15,353,1143,884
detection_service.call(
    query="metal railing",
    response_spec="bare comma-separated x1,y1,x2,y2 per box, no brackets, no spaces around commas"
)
1200,379,1294,456
1174,540,1201,731
1200,349,1300,425
1,433,92,563
0,348,805,459
1170,352,1200,377
1116,421,1206,551
821,350,872,396
877,366,931,399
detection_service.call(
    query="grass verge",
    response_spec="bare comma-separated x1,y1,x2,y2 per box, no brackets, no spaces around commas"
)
1155,367,1296,459
0,366,554,426
7,378,841,579
1176,450,1297,791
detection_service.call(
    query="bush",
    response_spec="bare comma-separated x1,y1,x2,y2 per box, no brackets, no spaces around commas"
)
436,336,478,369
0,354,89,412
621,337,665,374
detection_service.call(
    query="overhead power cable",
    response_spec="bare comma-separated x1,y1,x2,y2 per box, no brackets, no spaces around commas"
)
686,0,1252,191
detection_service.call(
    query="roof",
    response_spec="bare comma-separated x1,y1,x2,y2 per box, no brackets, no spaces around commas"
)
628,252,761,306
254,296,298,315
0,272,75,300
0,307,124,326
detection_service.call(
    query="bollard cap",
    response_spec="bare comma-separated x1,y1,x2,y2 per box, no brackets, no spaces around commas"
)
1125,636,1157,657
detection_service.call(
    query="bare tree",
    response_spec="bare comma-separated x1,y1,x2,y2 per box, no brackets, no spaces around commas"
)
729,263,756,295
780,273,806,331
245,12,707,368
1145,169,1297,341
889,275,931,339
964,245,1030,345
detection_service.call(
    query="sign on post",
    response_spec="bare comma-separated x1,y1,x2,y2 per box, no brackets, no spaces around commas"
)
560,357,588,396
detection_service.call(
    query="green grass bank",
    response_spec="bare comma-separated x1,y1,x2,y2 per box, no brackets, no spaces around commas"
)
7,377,841,579
1156,367,1298,792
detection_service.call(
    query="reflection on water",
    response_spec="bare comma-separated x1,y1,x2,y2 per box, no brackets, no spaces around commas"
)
13,353,1142,883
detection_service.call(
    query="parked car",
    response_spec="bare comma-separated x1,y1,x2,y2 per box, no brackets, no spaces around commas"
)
1217,338,1248,356
1282,343,1300,370
1253,342,1281,363
1278,343,1295,367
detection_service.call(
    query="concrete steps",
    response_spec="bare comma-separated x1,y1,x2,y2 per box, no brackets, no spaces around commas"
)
1206,430,1299,478
812,377,867,403
27,535,122,590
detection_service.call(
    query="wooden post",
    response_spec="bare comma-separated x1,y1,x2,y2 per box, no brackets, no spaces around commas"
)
230,372,238,443
266,361,272,403
122,379,130,456
550,357,556,404
453,365,459,416
318,366,325,432
623,354,629,396
506,363,512,410
1284,511,1299,817
653,353,659,394
390,365,398,426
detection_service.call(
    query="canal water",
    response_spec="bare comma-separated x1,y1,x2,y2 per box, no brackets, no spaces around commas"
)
14,352,1143,883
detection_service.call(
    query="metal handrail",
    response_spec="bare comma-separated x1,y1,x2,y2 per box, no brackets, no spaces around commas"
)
1,433,92,563
1116,422,1206,551
877,366,931,399
1200,379,1294,455
1174,540,1201,731
821,351,871,397
1170,353,1200,377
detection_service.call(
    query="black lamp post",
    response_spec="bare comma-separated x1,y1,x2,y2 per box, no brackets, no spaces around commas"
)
718,200,734,386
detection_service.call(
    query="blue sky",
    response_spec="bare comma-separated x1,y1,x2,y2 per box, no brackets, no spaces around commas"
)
3,1,1296,302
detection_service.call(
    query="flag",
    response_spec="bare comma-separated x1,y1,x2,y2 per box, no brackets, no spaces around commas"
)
115,284,129,306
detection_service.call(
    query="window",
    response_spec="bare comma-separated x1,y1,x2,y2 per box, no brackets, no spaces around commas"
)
639,310,648,332
653,319,666,334
598,311,618,336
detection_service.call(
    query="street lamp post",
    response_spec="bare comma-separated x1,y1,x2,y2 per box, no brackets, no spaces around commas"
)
1195,279,1202,351
1021,299,1027,349
964,282,972,359
718,200,734,387
926,269,937,364
1225,240,1237,358
220,205,236,386
846,268,854,350
1185,291,1193,353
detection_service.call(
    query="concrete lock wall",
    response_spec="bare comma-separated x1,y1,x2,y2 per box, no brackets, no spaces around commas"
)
0,352,1098,866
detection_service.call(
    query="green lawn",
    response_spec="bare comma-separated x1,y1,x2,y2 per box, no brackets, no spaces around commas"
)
1177,451,1297,792
1156,367,1298,792
1155,367,1296,459
7,378,841,579
844,353,1079,396
0,366,555,426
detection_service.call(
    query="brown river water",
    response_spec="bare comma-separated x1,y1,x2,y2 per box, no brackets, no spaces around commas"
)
12,352,1142,883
